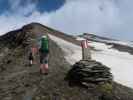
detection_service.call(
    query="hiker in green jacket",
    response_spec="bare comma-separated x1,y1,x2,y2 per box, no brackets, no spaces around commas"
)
39,35,49,75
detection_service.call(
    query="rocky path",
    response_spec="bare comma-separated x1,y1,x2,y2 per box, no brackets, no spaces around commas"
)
0,38,70,100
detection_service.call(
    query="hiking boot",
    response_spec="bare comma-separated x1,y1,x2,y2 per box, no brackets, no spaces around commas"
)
44,72,48,75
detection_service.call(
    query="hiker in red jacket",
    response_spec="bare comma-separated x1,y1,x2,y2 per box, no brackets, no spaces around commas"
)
28,46,38,66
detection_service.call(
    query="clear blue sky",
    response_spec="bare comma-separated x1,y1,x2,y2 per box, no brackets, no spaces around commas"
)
36,0,65,13
0,0,9,14
0,0,65,14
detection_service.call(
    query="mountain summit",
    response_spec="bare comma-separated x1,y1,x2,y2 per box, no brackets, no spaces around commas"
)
0,23,133,100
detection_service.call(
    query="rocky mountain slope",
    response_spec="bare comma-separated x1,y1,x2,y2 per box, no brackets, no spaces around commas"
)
0,23,133,100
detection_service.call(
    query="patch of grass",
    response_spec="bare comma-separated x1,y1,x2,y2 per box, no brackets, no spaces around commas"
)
98,83,113,94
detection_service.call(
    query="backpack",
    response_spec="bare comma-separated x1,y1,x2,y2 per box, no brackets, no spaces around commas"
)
40,36,49,53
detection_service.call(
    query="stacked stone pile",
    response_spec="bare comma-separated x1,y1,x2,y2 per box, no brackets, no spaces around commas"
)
66,60,113,84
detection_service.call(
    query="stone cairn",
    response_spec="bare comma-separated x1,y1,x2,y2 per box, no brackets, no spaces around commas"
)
66,60,113,84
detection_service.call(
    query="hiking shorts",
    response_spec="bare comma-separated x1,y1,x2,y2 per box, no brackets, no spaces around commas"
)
40,52,49,64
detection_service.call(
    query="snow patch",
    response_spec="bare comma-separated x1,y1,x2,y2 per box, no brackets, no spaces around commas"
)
49,35,82,64
90,41,133,88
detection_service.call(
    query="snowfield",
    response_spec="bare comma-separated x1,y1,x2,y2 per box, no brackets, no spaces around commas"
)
49,35,82,64
50,35,133,89
91,42,133,88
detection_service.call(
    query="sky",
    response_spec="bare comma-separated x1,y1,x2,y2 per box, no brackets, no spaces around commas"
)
0,0,133,41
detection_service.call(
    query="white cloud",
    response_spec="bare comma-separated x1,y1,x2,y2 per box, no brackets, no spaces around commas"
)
49,0,120,34
48,0,133,41
0,12,50,35
0,0,133,41
8,0,36,15
0,0,50,35
8,0,21,10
